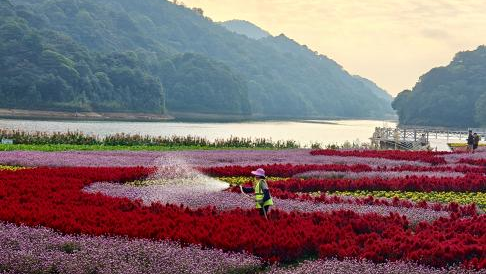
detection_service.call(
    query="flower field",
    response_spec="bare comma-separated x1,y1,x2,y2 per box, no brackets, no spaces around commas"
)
0,148,485,273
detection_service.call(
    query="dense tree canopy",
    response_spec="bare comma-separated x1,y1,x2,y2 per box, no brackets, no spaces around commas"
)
160,53,250,114
0,2,164,113
475,93,486,127
2,0,393,118
220,20,271,40
393,46,486,127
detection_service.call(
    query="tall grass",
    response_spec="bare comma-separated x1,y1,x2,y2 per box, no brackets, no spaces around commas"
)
0,129,300,149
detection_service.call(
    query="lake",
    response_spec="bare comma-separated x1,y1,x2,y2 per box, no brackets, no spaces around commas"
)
0,118,397,147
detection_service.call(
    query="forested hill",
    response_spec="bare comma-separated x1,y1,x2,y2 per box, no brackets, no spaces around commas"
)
392,46,486,127
0,0,249,115
220,20,271,40
353,76,393,102
2,0,393,119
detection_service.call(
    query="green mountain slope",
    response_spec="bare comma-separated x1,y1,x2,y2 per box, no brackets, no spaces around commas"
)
0,1,164,113
392,46,486,127
0,0,250,115
353,75,393,102
258,34,394,117
220,20,270,40
5,0,393,119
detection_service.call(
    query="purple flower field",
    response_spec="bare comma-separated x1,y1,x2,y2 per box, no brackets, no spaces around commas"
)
267,259,486,274
444,149,486,163
293,170,465,179
0,151,159,167
0,150,434,167
0,222,260,274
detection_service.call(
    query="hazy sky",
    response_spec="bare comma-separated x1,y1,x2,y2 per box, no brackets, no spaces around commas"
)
182,0,486,96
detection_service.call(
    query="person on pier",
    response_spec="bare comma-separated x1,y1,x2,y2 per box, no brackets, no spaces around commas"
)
467,130,474,153
473,133,480,153
419,133,427,147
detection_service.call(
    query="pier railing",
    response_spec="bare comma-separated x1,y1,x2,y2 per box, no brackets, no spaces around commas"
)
370,126,485,150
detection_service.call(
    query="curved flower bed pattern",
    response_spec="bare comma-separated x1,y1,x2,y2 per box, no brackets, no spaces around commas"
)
459,158,486,166
0,222,260,274
1,147,486,273
86,182,452,223
310,150,450,165
0,150,440,168
267,175,486,192
0,167,485,269
267,259,483,274
293,170,466,179
203,164,486,178
201,164,373,177
328,190,486,211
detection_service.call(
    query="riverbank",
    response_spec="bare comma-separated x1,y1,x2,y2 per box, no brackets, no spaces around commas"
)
0,108,173,122
0,108,397,123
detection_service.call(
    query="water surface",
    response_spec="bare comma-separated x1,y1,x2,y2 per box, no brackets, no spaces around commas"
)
0,118,396,146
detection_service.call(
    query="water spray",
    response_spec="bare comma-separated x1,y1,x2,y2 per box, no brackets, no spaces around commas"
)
151,157,230,193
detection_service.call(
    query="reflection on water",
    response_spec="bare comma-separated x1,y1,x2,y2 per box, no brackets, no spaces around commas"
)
0,118,396,146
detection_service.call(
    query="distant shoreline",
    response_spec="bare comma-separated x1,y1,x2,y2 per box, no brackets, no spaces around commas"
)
0,108,397,123
0,108,173,122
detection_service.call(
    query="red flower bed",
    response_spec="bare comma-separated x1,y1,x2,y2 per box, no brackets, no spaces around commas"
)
0,167,485,268
458,158,486,166
202,164,486,178
201,163,373,177
310,150,448,165
268,174,486,192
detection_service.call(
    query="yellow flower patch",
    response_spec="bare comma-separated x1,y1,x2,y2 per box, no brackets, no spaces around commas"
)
218,176,285,186
0,165,26,171
331,190,486,210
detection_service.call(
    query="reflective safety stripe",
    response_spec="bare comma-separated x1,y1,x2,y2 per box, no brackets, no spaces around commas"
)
255,180,264,201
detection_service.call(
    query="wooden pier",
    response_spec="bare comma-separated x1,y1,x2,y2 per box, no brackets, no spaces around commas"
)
370,126,485,150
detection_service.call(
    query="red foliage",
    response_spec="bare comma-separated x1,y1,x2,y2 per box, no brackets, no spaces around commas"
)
200,163,373,177
310,150,448,165
458,158,486,166
267,174,486,193
202,164,486,178
0,167,485,269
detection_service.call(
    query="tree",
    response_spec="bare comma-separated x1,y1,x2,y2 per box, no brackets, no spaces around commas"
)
1,0,394,119
192,7,204,16
392,46,486,127
475,93,486,126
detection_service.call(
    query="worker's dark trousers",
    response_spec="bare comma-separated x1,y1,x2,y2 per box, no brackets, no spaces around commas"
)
259,206,270,216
